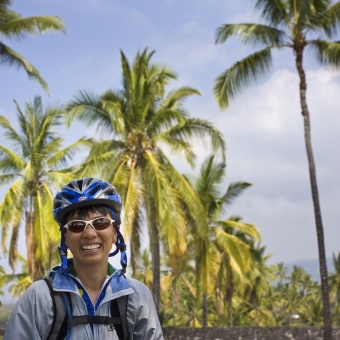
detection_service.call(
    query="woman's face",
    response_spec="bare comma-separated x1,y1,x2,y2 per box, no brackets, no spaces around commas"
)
64,210,117,269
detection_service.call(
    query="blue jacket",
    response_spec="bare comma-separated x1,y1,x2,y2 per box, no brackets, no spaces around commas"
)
4,264,164,339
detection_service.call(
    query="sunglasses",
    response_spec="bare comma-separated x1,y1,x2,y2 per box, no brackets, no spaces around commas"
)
63,217,115,233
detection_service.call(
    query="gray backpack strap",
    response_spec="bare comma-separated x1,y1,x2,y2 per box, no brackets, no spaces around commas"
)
116,295,128,340
44,277,68,340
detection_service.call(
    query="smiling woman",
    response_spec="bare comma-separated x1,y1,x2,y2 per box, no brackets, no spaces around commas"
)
64,210,117,275
3,177,164,340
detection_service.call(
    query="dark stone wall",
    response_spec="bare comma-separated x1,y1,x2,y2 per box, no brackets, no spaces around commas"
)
163,327,340,340
2,326,340,339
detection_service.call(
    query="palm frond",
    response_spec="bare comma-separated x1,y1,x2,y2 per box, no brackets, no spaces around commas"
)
213,47,273,109
165,118,226,161
219,181,252,208
1,16,65,37
66,90,112,132
0,43,49,93
217,220,261,242
215,23,286,46
309,39,340,68
121,162,141,238
47,137,92,169
0,114,23,146
214,227,251,278
254,0,290,27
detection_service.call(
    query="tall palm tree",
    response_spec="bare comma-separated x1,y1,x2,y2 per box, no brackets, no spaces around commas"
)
0,0,65,93
0,96,89,281
186,155,260,332
65,48,226,312
214,1,340,337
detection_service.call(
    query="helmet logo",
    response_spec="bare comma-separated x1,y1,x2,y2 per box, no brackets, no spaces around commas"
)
78,196,86,201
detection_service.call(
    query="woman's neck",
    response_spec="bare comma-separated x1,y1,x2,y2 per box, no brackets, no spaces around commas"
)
73,262,108,303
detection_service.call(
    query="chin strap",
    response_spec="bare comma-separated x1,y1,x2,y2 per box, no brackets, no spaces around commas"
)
109,228,127,276
59,229,69,271
108,208,127,275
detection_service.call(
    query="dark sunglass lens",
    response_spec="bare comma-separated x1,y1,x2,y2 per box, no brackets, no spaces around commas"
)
68,221,86,233
92,218,111,230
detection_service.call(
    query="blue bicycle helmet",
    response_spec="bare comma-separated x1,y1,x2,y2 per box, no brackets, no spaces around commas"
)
53,177,127,273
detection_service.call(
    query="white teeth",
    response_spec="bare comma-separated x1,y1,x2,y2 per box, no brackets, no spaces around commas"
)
81,244,100,250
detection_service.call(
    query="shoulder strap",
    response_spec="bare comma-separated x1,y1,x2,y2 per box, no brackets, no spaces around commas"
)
44,277,128,340
44,277,68,340
111,295,128,340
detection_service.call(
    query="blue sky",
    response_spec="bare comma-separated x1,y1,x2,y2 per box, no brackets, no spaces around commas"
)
1,0,340,272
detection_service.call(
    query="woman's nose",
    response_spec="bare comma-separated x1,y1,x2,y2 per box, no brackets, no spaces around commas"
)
82,223,97,237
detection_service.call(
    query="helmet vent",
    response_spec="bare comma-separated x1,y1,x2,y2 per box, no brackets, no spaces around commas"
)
89,184,101,196
76,179,84,190
63,192,75,200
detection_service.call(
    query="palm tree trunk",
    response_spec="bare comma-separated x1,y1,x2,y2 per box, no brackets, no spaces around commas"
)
295,48,332,339
144,178,161,313
150,218,161,313
149,214,160,313
129,221,138,276
226,254,234,327
26,210,35,280
9,222,20,272
202,291,207,340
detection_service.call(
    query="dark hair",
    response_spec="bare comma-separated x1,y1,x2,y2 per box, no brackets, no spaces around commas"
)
65,205,114,222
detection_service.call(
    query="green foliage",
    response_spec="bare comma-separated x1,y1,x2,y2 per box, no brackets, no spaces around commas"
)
0,0,65,93
0,304,14,328
65,48,226,310
0,96,89,281
214,0,340,108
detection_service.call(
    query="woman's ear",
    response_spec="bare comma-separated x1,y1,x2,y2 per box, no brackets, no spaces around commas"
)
112,227,117,244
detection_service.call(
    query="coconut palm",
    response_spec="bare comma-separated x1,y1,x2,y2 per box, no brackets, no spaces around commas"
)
186,155,260,332
0,96,90,281
214,215,261,327
329,252,340,325
0,0,65,93
214,0,340,336
65,48,226,312
243,244,276,326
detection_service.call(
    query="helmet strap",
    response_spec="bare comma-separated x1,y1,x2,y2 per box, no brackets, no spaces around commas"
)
59,221,68,271
109,208,127,275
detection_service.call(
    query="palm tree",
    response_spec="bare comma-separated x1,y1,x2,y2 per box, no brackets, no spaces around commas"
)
0,96,89,281
65,48,226,312
214,1,340,337
134,248,153,291
329,252,340,325
276,262,289,287
0,0,65,93
214,215,261,327
186,155,260,332
243,244,276,327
